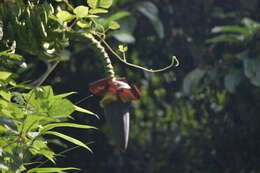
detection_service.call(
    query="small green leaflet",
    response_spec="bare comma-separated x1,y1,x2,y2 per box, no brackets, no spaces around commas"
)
40,122,97,134
27,167,80,173
56,11,75,22
45,131,92,152
108,21,120,30
87,0,113,9
89,8,108,14
73,105,99,119
73,6,89,18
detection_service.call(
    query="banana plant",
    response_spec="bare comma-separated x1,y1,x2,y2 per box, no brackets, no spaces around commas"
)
89,77,141,151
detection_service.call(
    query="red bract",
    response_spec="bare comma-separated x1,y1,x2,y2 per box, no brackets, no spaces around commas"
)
89,77,141,151
89,77,141,102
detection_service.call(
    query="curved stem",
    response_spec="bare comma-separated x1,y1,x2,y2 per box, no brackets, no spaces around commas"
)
34,61,60,87
84,33,116,80
98,35,180,72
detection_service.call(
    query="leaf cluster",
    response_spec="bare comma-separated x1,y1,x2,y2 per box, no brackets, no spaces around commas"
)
0,72,97,172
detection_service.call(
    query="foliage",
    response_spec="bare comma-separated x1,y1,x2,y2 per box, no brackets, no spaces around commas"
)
2,0,260,173
0,0,122,172
60,0,260,172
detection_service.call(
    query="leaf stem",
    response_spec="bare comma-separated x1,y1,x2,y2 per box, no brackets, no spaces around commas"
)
98,35,180,72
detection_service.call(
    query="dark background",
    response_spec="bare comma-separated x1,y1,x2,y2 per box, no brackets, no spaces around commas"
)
6,0,260,172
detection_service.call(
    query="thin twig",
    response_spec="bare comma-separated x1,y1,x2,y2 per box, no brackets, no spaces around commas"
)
97,35,180,72
36,61,60,87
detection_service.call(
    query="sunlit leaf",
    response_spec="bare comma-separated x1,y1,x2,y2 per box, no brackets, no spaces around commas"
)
98,0,113,9
55,92,77,99
30,140,55,163
108,21,120,30
89,8,108,14
76,20,91,28
0,90,11,101
48,99,75,117
118,45,128,52
73,6,89,18
211,26,248,34
56,10,75,22
0,71,12,80
87,0,98,9
45,131,92,152
27,167,80,173
41,123,96,134
0,51,24,61
206,34,245,43
73,105,99,119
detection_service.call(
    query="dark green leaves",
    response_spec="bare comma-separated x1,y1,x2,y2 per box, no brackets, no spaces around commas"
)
183,68,206,95
207,17,260,43
136,1,164,38
243,58,260,87
224,71,242,93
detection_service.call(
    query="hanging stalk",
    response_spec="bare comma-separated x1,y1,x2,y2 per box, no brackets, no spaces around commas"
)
84,33,116,80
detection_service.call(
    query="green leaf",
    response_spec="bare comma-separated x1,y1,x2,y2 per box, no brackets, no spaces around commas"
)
106,10,130,22
45,131,92,152
48,99,75,117
211,25,248,34
108,21,120,30
41,123,96,134
0,125,7,133
0,90,11,101
0,71,12,80
183,68,206,95
116,16,136,33
98,0,113,9
0,51,24,61
112,31,135,43
73,105,99,119
30,140,55,163
0,20,3,40
76,20,91,28
243,58,260,86
89,8,108,14
87,0,98,9
224,71,242,93
55,92,77,99
22,114,41,133
73,6,89,18
242,17,260,28
118,45,128,52
136,1,164,38
206,34,245,43
56,10,75,22
27,167,80,173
